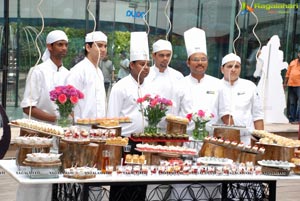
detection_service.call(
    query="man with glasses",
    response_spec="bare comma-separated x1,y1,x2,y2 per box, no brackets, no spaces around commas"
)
178,27,220,133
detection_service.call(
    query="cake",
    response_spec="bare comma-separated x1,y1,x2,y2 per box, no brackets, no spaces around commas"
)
125,154,133,163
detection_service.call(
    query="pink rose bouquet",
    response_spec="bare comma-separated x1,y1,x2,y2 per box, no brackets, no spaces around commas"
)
50,85,84,120
137,94,173,133
186,110,214,140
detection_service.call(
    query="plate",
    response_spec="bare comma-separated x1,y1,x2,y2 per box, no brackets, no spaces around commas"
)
258,160,295,168
210,124,247,130
197,157,233,165
135,148,197,156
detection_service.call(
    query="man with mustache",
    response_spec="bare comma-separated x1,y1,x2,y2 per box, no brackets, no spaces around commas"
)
177,27,220,133
107,32,150,201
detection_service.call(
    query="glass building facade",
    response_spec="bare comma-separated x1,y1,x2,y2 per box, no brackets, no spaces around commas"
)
0,0,299,119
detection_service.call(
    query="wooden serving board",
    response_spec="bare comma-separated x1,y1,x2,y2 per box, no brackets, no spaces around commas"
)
8,123,63,137
61,138,90,145
15,143,52,149
23,159,62,167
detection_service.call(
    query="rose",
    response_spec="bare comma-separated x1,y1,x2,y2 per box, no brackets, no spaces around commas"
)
186,109,214,123
137,94,173,132
49,85,84,118
58,94,67,104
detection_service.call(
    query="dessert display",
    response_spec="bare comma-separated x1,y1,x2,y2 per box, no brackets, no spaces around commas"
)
105,137,129,146
135,143,197,155
204,136,265,154
89,128,117,141
15,136,53,147
252,130,300,147
99,119,120,127
196,157,233,165
125,154,146,164
24,153,62,163
63,166,99,179
62,127,90,144
10,118,64,136
76,117,131,125
130,132,189,142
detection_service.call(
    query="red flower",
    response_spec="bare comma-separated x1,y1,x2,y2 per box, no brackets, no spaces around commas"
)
137,97,144,103
186,113,192,121
197,110,205,118
58,94,67,104
70,96,79,104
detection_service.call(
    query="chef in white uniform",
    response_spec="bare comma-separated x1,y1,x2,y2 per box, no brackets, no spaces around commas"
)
178,27,221,134
18,30,69,201
107,32,151,137
21,30,69,123
218,53,264,144
144,39,184,131
66,31,107,120
108,32,150,201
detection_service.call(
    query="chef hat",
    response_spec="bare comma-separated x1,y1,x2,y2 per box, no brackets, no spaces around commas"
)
184,27,207,58
152,39,172,53
130,32,149,62
42,30,68,62
221,53,241,66
85,31,107,43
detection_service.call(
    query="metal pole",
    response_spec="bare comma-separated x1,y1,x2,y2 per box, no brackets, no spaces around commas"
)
167,0,174,42
85,0,89,33
1,0,9,108
96,0,100,30
15,0,20,107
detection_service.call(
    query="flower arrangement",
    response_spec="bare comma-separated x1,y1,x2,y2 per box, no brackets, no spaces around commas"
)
186,110,214,140
50,85,84,127
137,94,173,133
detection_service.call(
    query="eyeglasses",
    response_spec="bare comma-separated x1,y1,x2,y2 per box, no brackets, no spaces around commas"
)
190,57,208,62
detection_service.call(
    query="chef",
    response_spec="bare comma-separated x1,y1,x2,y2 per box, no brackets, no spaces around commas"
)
66,31,107,120
218,53,264,144
107,32,151,137
178,27,221,133
107,31,150,201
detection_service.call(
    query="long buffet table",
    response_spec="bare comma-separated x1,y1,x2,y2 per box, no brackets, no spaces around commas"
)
2,160,300,201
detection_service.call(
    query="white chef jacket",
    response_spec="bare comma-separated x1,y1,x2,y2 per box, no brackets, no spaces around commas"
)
178,74,221,134
218,78,264,144
20,58,70,121
144,66,184,131
66,57,106,120
178,74,221,116
107,75,152,136
18,59,69,201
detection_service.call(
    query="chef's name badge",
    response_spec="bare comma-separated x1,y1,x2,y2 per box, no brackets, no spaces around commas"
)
237,92,245,95
206,91,215,94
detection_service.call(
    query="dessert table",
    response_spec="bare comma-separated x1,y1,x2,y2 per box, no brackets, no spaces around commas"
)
2,160,300,201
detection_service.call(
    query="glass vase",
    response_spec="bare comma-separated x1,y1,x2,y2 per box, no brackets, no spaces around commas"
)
57,114,73,128
144,123,158,134
192,121,208,140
